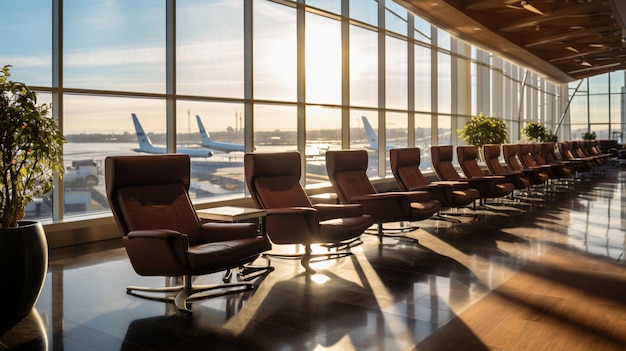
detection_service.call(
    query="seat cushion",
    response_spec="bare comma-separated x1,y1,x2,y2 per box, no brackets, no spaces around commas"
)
187,237,271,271
318,216,373,243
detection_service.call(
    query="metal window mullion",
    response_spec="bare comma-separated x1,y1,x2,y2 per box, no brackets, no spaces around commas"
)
407,14,415,148
378,0,386,178
166,0,176,153
52,0,64,220
341,0,350,150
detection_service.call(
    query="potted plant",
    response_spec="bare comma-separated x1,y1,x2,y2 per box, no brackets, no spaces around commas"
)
457,113,509,160
582,131,596,140
522,122,547,143
0,65,65,326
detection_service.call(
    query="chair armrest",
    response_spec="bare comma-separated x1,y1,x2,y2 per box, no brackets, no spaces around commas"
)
125,229,190,274
265,207,319,244
313,203,364,221
402,190,433,202
201,222,258,241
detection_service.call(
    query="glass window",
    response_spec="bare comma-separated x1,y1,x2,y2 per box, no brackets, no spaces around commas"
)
62,95,166,217
253,104,297,152
350,26,378,107
64,0,166,93
413,16,431,44
176,101,247,200
386,36,408,110
254,2,297,102
177,0,244,98
385,1,407,36
438,115,451,146
437,28,451,51
0,0,52,86
350,1,378,26
386,111,408,174
415,44,431,112
350,109,378,178
588,74,609,95
590,124,609,140
437,52,451,114
415,113,432,169
306,13,341,105
305,106,340,184
589,95,609,123
610,71,625,94
569,95,588,124
306,0,341,15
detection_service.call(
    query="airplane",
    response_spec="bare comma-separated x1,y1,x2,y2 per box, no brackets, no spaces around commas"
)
361,116,397,152
131,113,214,158
196,115,251,153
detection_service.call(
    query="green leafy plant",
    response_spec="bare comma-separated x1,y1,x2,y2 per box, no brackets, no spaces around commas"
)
582,131,596,140
0,65,65,230
457,113,509,148
522,122,547,142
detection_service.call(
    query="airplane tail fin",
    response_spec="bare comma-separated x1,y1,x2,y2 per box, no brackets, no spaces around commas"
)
362,116,378,149
196,115,213,145
131,113,154,149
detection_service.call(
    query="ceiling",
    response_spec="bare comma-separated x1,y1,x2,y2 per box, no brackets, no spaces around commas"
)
395,0,626,83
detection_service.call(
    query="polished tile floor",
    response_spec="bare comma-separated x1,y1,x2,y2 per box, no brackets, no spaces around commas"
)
2,166,626,351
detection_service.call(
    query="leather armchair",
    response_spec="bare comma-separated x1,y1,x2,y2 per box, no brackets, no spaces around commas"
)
502,144,550,186
431,145,514,205
390,147,480,219
244,151,373,272
483,144,530,191
105,154,273,317
325,149,441,242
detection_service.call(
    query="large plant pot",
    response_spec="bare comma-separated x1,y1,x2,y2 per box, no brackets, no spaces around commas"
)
0,220,48,326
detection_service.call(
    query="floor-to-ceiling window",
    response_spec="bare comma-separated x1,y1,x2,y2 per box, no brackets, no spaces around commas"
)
0,0,564,229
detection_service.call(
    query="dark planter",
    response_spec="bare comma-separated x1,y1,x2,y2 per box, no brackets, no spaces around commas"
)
0,220,48,327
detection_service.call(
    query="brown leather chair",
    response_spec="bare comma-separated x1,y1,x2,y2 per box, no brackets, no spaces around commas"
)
244,151,373,272
534,143,573,181
431,145,514,206
456,145,516,201
483,144,530,191
557,141,594,171
502,144,550,187
325,149,441,242
517,144,552,184
390,147,480,220
105,154,273,318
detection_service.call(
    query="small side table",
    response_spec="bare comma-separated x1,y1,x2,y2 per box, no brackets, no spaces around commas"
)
197,206,267,235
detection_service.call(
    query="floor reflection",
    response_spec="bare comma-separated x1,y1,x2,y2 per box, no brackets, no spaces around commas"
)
1,168,625,351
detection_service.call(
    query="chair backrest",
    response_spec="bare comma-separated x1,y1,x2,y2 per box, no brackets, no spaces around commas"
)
544,142,559,163
502,144,524,171
389,147,428,192
244,151,312,209
325,150,378,204
483,144,507,174
105,154,202,244
456,146,485,178
534,143,548,165
518,143,538,168
431,145,462,181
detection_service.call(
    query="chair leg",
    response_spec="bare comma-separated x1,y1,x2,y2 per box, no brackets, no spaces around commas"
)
127,260,273,318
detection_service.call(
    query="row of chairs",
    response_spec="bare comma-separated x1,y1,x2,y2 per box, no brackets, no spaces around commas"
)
104,140,610,317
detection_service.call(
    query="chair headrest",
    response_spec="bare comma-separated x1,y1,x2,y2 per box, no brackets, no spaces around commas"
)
325,150,368,175
390,148,421,168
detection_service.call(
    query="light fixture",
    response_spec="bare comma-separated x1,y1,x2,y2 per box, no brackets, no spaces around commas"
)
566,46,579,53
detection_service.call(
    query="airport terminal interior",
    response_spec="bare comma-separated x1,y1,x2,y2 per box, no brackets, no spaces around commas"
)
2,0,626,350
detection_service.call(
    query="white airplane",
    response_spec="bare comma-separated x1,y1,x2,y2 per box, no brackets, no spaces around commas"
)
196,115,251,153
131,113,214,158
361,116,397,151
